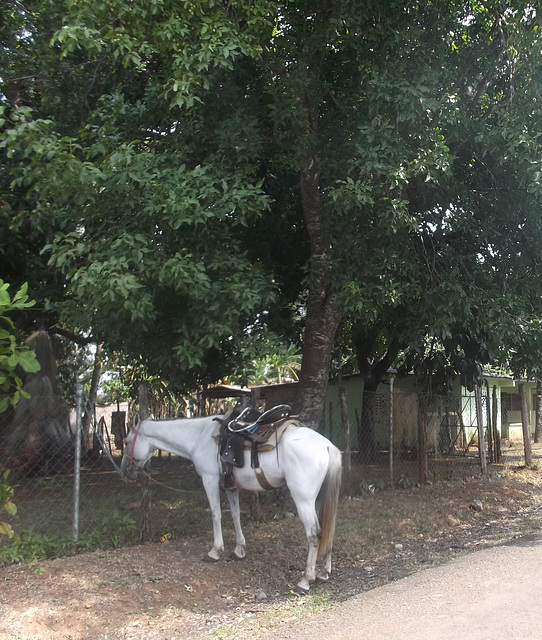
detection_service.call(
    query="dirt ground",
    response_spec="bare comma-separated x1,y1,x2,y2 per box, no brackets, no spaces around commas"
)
2,465,542,640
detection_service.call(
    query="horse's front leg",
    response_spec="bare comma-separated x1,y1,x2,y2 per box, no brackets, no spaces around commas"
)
201,473,224,562
225,487,246,560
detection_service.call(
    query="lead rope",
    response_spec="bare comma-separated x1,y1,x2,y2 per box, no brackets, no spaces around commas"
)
94,428,125,478
141,468,205,494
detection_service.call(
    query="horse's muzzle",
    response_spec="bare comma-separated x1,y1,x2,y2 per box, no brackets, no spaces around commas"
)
120,456,139,481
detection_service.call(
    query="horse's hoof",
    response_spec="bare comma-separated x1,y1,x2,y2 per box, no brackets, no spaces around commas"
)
228,551,246,561
291,584,310,596
316,572,330,583
202,553,220,563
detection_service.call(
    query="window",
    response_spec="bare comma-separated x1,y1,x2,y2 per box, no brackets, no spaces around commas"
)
501,392,522,412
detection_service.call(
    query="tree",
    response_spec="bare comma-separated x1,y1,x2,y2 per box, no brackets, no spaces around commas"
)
2,0,279,392
3,1,542,434
282,1,542,429
323,2,542,424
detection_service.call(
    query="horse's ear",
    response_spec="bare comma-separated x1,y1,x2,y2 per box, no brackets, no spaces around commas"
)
133,413,140,429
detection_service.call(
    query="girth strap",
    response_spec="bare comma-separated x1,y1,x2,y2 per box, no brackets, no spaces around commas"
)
216,418,300,490
254,466,275,490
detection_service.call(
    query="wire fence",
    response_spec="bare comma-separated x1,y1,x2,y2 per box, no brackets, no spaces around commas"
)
1,385,540,557
334,387,541,492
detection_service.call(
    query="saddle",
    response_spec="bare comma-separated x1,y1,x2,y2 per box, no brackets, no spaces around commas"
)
216,404,294,489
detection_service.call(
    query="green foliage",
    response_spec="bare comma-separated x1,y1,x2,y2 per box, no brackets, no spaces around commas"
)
0,470,17,540
99,375,132,405
3,0,542,400
53,0,274,108
75,512,137,551
229,344,301,386
0,530,66,566
0,280,40,411
317,1,542,390
0,511,137,566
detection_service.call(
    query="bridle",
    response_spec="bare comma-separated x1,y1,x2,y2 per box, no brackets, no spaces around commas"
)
127,413,143,466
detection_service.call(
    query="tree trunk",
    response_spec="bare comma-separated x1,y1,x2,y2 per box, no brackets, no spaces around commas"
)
295,99,341,428
138,383,150,420
82,343,102,451
292,5,344,429
353,330,400,461
297,288,341,428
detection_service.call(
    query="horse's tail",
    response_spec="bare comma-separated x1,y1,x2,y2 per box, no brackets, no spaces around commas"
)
317,443,342,560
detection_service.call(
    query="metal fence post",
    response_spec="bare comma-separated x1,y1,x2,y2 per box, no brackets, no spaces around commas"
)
474,385,487,475
72,383,84,542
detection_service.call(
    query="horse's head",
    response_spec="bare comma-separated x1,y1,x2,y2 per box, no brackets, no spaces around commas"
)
120,414,154,481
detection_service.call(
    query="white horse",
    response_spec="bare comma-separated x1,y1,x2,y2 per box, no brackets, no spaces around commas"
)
119,412,342,592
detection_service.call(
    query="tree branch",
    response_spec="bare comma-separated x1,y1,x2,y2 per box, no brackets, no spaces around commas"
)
49,326,96,345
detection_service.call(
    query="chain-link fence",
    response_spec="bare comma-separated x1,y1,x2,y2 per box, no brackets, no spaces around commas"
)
1,385,540,555
327,387,542,491
0,387,211,554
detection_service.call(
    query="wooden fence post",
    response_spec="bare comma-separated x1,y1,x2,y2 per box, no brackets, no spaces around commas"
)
492,386,502,464
535,380,542,444
111,411,126,452
519,382,533,468
418,394,428,484
338,370,352,483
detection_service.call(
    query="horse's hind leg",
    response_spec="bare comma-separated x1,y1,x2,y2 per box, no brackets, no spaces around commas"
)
298,536,319,593
225,488,246,560
291,498,321,593
316,548,332,582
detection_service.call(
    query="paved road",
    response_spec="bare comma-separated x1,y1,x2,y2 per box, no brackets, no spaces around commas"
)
262,533,542,640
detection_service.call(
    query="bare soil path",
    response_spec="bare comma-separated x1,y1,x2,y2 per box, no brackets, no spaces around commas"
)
262,532,542,640
1,466,542,639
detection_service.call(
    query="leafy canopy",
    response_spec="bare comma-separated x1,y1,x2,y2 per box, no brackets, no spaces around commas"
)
3,0,542,396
